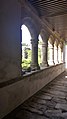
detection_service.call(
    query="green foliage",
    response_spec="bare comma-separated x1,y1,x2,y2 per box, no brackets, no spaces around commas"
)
22,49,31,69
22,59,31,70
22,45,42,69
26,49,31,60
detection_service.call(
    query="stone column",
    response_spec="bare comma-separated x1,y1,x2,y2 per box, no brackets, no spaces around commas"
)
57,46,59,63
40,29,50,68
54,45,57,64
49,43,55,65
31,39,40,70
61,48,63,63
41,41,48,67
58,45,61,63
63,41,65,63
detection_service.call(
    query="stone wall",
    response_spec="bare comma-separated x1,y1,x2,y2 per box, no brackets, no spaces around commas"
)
0,0,41,83
0,63,65,119
0,0,21,83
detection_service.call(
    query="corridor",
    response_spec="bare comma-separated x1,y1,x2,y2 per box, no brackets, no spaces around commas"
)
3,71,67,119
1,0,67,119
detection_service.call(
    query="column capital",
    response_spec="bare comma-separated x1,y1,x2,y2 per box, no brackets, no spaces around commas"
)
31,39,38,46
42,42,47,47
49,44,54,49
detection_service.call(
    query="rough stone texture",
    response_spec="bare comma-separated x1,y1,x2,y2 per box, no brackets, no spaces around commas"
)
0,0,42,83
0,0,21,83
35,94,52,100
0,63,65,119
2,70,67,119
45,109,62,117
16,110,48,119
0,0,65,119
55,103,67,111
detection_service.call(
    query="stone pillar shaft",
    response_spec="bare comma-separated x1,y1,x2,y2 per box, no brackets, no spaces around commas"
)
41,41,48,67
61,49,63,63
31,39,39,70
49,44,54,65
54,46,57,64
57,46,59,63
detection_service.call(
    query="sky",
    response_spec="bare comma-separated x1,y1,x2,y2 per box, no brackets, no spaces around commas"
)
21,25,31,45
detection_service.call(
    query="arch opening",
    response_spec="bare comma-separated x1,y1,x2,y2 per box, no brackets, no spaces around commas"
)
38,34,42,66
21,24,32,73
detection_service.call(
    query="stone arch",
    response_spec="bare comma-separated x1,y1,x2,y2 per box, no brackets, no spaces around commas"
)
39,29,50,67
54,39,58,47
21,17,41,70
40,29,50,42
21,17,40,40
48,35,54,45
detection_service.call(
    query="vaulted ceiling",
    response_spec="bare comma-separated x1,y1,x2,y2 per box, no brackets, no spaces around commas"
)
28,0,67,41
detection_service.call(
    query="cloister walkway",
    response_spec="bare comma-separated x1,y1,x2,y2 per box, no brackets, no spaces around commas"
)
3,71,67,119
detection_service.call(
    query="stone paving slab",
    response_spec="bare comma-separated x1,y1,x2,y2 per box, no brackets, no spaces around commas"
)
55,103,67,111
34,94,52,100
44,109,62,117
16,109,49,119
3,71,67,119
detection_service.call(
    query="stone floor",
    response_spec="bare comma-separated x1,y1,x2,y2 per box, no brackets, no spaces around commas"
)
3,71,67,119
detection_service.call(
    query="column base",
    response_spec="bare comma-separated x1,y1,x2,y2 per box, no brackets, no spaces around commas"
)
31,64,40,71
54,61,59,65
48,61,55,66
40,62,49,68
